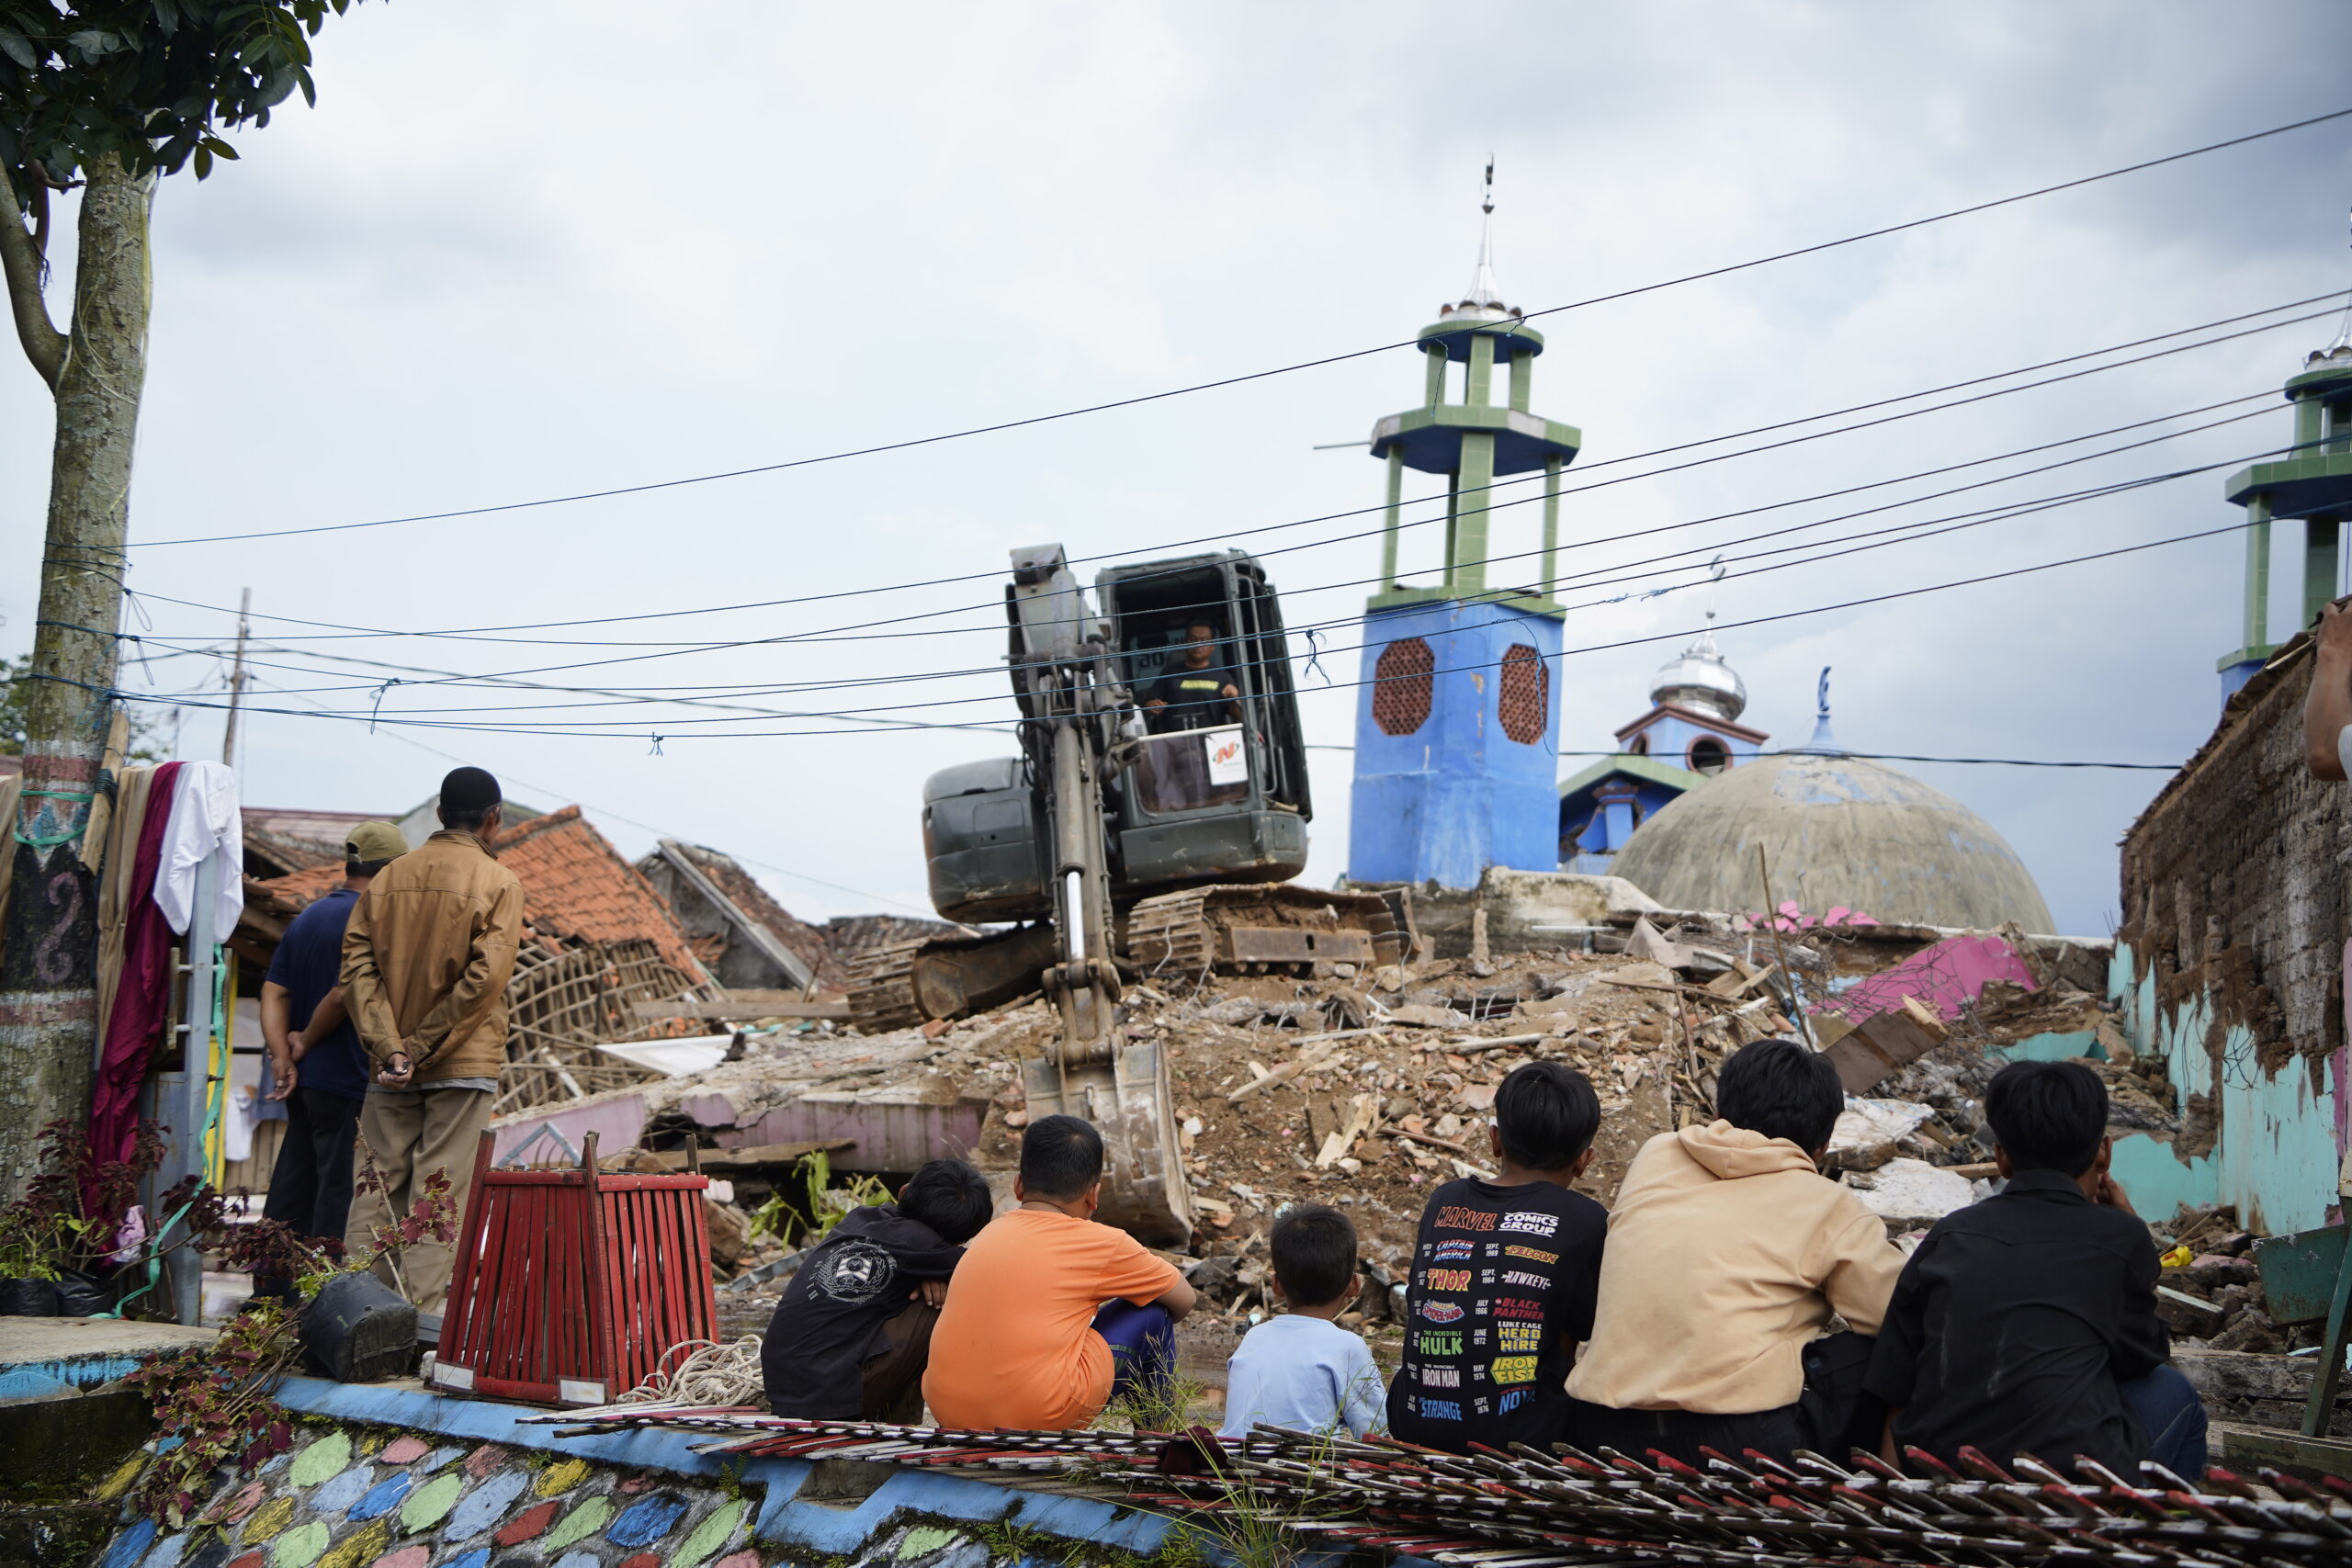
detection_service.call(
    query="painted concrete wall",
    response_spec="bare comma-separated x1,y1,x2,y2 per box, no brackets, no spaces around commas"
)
2106,941,2342,1235
1350,598,1564,888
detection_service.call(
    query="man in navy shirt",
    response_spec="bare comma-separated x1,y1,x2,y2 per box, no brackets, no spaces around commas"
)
254,820,408,1296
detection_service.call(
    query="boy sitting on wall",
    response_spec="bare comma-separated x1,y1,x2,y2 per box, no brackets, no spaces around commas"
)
1567,1038,1905,1464
761,1157,995,1421
1865,1058,2205,1476
924,1115,1198,1430
1220,1203,1386,1439
1386,1061,1610,1454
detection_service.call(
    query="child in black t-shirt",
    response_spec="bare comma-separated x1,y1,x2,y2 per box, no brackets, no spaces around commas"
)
762,1158,996,1420
1386,1061,1608,1454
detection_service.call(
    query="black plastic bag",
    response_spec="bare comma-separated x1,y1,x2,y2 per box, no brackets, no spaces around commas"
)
0,1277,62,1315
300,1271,417,1382
51,1268,120,1317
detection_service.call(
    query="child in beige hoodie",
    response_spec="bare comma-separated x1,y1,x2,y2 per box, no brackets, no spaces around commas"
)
1566,1038,1905,1465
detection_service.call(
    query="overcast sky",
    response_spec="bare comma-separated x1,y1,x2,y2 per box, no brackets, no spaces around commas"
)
6,2,2350,936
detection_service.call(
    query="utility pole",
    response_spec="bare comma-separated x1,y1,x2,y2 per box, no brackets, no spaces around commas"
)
221,587,251,770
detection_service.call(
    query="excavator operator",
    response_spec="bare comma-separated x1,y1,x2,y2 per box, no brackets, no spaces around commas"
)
1140,621,1242,733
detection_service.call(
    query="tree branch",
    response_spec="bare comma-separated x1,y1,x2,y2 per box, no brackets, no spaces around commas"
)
0,162,67,392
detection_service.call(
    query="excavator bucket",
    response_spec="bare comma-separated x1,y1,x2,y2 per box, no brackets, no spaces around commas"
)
1023,1042,1192,1246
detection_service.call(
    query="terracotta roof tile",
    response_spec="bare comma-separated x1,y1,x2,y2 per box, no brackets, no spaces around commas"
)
489,806,703,976
255,862,347,911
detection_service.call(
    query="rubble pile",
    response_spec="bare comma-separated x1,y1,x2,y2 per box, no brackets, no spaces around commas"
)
554,909,2290,1362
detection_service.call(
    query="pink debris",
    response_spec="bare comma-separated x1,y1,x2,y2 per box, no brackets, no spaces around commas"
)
1819,933,2036,1024
378,1436,431,1465
369,1549,430,1568
464,1443,509,1478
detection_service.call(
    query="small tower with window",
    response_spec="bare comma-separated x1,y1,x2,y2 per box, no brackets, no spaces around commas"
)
1347,166,1580,887
1555,626,1768,873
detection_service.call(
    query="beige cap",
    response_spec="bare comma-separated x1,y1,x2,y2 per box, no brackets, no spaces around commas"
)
345,821,409,864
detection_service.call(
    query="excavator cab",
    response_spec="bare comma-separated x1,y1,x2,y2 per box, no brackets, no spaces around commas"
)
1094,551,1312,894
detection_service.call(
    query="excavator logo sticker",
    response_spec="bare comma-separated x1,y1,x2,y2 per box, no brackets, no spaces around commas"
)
1204,732,1248,785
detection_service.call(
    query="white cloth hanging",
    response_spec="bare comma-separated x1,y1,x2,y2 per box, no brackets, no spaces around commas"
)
153,760,244,938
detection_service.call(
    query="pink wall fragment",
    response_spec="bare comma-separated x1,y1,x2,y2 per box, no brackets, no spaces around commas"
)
1818,933,2037,1023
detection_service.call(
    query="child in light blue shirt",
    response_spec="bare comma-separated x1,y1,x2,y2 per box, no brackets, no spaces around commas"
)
1219,1204,1386,1439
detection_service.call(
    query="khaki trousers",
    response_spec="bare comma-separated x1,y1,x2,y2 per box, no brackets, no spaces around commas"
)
345,1085,493,1314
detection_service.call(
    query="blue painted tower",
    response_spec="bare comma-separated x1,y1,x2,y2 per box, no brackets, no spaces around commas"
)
2218,331,2352,703
1349,173,1582,888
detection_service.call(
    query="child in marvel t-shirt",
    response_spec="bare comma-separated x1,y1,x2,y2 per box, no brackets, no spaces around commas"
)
1385,1061,1607,1454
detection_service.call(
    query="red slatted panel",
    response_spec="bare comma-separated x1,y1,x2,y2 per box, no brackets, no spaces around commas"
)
434,1134,718,1406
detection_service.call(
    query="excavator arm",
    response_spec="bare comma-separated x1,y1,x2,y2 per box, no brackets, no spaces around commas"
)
1005,546,1193,1242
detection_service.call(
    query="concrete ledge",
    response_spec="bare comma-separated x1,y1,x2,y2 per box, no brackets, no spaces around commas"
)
0,1316,213,1403
276,1377,1174,1552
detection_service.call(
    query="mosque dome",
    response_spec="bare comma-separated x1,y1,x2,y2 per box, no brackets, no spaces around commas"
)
1647,628,1747,723
1610,750,2055,931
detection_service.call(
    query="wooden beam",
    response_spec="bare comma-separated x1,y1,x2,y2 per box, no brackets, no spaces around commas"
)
630,998,852,1021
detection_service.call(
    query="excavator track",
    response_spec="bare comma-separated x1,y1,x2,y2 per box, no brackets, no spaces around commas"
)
844,940,926,1033
1126,884,1406,980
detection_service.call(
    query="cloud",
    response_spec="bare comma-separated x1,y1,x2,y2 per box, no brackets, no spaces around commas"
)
4,0,2347,934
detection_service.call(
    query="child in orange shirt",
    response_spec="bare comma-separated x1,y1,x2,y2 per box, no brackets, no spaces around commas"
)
923,1115,1198,1429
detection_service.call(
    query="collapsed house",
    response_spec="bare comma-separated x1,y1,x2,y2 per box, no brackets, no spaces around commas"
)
2117,625,2346,1235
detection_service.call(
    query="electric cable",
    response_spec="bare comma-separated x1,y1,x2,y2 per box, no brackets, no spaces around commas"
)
122,294,2342,645
66,503,2271,739
124,107,2352,550
137,458,2211,724
107,409,2284,705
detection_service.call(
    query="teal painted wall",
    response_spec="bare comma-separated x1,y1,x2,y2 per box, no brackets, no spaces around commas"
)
2107,942,2340,1234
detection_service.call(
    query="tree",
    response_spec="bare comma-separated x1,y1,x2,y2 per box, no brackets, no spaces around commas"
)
0,1,358,1199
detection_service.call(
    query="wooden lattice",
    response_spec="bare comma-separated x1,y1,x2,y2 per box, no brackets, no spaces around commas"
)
1498,642,1548,744
496,939,718,1116
1371,637,1434,735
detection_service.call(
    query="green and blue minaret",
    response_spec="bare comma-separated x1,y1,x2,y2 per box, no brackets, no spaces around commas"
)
1348,168,1583,886
2219,304,2352,701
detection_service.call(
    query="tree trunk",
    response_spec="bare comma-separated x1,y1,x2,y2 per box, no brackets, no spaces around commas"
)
0,159,155,1201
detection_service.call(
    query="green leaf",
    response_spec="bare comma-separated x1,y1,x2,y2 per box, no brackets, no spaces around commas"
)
199,137,239,161
0,30,36,69
66,29,116,57
192,144,210,178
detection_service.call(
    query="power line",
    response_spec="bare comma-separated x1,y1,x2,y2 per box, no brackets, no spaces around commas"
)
240,674,944,917
72,504,2267,740
124,294,2342,645
123,107,2352,551
110,409,2281,706
171,459,2216,724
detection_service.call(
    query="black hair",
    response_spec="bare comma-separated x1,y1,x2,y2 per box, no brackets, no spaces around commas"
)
1984,1058,2108,1176
1019,1114,1103,1200
897,1158,996,1246
1715,1038,1843,1153
438,766,503,831
1493,1061,1601,1170
345,858,396,879
1270,1203,1359,1309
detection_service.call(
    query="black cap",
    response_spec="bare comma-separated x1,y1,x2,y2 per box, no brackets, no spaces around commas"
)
439,766,503,819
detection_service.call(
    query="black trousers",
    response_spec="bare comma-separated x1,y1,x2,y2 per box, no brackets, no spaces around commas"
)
1569,1332,1883,1467
255,1088,366,1295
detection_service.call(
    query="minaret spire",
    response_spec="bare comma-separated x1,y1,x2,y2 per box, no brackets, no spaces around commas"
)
1467,156,1501,308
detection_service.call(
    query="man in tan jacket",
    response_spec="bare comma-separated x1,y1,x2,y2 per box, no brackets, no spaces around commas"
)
341,767,524,1314
1566,1038,1905,1464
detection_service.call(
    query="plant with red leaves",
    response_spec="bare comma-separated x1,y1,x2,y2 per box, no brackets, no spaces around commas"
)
0,1119,165,1281
123,1156,466,1522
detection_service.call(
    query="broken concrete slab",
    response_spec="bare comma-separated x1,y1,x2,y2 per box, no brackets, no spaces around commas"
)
1844,1157,1975,1228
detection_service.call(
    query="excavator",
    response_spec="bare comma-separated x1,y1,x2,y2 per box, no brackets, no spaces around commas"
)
847,545,1405,1242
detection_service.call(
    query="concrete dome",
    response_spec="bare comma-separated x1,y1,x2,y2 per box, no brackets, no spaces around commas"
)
1611,751,2054,931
